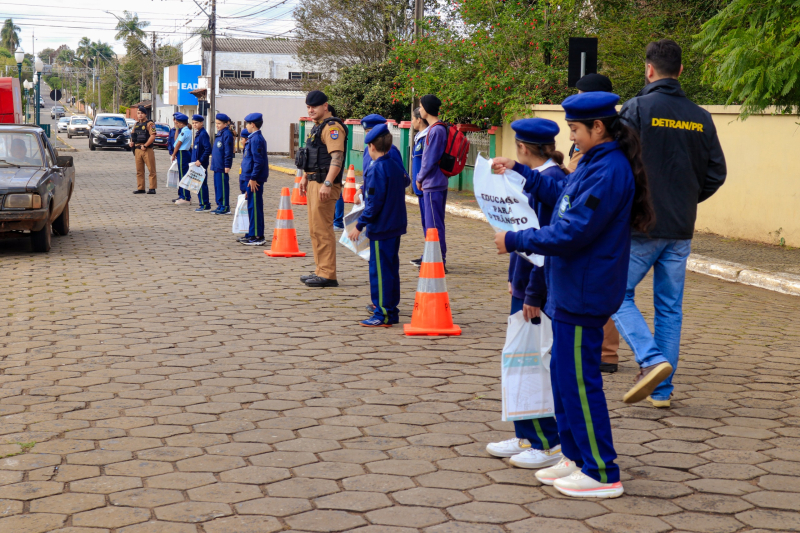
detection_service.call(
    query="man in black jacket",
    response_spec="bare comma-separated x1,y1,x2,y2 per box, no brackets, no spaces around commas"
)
614,39,727,408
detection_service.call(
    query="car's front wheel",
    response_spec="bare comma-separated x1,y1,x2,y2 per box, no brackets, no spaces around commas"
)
53,201,69,236
31,217,52,253
89,139,96,151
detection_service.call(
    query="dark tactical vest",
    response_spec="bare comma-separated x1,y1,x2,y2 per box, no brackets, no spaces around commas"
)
132,120,153,145
304,117,347,184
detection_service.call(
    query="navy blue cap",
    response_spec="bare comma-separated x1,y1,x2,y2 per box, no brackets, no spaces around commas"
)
244,112,262,122
361,114,387,130
240,130,250,139
562,92,620,121
172,112,180,118
216,113,230,122
364,123,390,145
192,114,204,122
174,113,189,122
511,118,560,145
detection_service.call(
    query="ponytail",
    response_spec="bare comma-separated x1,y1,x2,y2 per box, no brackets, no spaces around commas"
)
576,117,655,233
517,141,565,166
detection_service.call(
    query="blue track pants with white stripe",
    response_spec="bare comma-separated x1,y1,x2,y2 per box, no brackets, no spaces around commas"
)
246,186,264,239
551,318,619,483
369,236,401,324
510,297,560,450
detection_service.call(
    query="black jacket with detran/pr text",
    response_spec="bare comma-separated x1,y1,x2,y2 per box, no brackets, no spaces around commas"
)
620,78,727,240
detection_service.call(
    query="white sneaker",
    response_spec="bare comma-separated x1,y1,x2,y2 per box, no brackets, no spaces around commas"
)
175,199,191,205
510,445,563,469
534,456,580,486
486,438,531,458
553,470,624,498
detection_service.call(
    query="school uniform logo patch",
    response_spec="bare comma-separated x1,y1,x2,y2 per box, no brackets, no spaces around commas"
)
558,195,571,218
415,142,422,151
216,141,222,148
330,129,339,140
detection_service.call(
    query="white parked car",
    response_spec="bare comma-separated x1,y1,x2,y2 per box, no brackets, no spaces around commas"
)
125,118,135,129
67,116,91,138
57,117,70,133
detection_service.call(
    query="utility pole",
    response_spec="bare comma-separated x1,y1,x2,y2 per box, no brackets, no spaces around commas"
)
209,0,217,143
152,32,157,120
94,53,98,114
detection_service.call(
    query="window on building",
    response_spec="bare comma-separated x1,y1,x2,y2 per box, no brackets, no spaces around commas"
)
289,72,322,80
220,70,255,79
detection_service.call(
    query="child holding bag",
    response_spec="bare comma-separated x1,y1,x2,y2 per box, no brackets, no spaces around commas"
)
492,92,655,499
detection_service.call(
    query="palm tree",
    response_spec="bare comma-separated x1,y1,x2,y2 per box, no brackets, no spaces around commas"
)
1,18,21,53
113,11,149,44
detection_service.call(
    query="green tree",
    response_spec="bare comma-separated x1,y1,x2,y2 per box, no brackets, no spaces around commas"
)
694,0,800,117
326,61,408,120
1,18,21,53
38,48,57,63
114,11,149,44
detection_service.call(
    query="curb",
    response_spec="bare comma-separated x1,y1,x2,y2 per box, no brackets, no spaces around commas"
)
56,135,78,153
270,164,296,176
407,197,800,297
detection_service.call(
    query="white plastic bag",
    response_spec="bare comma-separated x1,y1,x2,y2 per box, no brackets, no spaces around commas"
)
473,155,543,267
232,194,249,234
179,165,207,193
338,197,370,261
166,160,180,188
501,311,555,421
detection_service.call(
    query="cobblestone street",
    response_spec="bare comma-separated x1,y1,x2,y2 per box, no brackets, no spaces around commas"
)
1,146,799,533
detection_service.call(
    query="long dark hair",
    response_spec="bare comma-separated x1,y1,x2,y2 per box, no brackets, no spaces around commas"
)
516,141,565,166
576,117,655,232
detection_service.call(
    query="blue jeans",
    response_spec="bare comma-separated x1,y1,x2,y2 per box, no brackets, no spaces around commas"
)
612,237,691,401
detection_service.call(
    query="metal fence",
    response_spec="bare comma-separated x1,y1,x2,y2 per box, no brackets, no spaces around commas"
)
465,131,490,167
351,124,365,151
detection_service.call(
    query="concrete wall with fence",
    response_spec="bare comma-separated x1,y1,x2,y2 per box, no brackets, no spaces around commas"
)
500,105,800,247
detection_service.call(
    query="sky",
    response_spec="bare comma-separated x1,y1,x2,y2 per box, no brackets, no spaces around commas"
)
1,0,298,59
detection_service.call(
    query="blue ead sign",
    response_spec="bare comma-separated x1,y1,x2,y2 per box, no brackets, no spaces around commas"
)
177,64,202,106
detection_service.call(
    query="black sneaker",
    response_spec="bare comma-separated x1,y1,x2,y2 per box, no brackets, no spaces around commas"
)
133,189,146,194
410,258,422,266
304,275,339,288
300,273,317,282
236,236,251,243
215,209,231,215
600,363,618,373
195,206,211,212
147,189,156,194
243,237,266,246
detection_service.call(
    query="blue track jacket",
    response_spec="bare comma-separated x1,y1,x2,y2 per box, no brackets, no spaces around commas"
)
504,141,635,326
210,127,234,172
508,163,567,308
417,122,448,191
356,152,411,240
363,144,407,180
240,130,269,186
190,128,211,168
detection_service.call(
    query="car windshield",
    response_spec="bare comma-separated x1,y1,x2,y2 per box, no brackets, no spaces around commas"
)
72,119,89,125
59,118,70,123
155,124,169,133
54,107,65,111
0,133,44,167
95,117,127,127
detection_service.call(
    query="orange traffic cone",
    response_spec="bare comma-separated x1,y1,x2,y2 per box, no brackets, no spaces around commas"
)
265,187,306,258
404,229,461,336
291,169,307,205
342,165,357,203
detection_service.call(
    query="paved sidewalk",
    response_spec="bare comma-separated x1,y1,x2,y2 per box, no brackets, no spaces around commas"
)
1,146,799,532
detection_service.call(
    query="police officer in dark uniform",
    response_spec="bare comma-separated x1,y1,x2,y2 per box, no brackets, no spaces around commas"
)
129,105,157,194
297,90,347,288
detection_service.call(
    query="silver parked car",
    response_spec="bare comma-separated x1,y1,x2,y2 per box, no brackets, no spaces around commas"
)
57,117,70,133
67,116,91,138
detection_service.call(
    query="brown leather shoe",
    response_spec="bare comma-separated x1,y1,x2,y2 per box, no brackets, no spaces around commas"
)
623,362,673,404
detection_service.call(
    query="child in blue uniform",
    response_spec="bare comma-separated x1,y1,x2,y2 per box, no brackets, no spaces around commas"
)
348,124,410,327
360,114,407,179
238,113,269,246
211,113,235,215
492,92,655,499
190,115,212,212
172,114,192,204
486,118,567,470
410,107,429,265
167,113,178,156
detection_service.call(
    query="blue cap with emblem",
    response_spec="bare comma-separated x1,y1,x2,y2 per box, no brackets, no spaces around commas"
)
175,113,189,122
244,112,262,122
240,130,250,139
361,114,387,130
216,113,230,122
364,123,390,145
192,114,204,122
511,118,560,145
562,92,620,121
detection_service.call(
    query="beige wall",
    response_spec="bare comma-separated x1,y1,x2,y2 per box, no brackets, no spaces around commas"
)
496,105,800,247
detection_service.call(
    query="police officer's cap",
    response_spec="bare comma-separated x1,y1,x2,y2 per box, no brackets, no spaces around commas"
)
240,130,250,139
364,123,390,145
511,118,560,145
576,73,613,93
137,105,148,113
216,113,230,122
244,112,262,123
305,90,328,106
361,114,387,130
174,113,189,122
192,114,205,122
562,92,620,121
